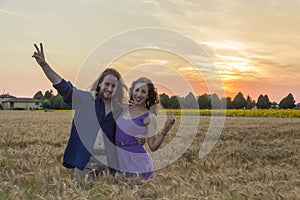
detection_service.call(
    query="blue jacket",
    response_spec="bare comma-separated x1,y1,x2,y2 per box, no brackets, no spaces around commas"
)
53,79,119,174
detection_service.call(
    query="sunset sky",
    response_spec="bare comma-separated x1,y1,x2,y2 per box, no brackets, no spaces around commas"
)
1,0,299,103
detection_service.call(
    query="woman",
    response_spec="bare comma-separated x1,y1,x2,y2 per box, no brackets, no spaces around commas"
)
115,77,175,179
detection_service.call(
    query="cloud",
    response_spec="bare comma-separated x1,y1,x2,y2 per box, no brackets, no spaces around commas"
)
0,9,24,17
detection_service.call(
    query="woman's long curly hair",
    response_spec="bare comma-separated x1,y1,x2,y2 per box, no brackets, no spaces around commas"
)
129,77,159,115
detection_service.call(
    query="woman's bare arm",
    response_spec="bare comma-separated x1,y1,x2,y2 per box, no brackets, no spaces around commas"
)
147,113,175,151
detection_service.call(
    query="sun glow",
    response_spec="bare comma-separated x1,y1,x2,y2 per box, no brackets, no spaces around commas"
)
201,41,247,51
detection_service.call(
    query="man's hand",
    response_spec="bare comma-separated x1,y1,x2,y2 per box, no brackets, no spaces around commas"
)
135,134,146,145
32,43,47,67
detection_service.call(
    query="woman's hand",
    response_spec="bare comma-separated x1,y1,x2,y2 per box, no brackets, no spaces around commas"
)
32,43,47,67
162,112,175,135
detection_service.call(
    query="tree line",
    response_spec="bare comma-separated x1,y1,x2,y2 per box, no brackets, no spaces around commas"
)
33,90,71,110
159,92,297,109
33,90,297,110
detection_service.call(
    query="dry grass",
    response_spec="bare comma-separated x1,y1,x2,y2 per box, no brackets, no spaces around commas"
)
0,110,299,199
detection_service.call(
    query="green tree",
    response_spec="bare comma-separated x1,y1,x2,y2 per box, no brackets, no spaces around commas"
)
256,95,271,109
159,93,170,109
198,94,210,109
210,93,222,109
184,92,198,109
232,92,247,109
246,95,256,109
279,93,296,109
62,102,72,110
222,97,233,109
42,99,51,109
50,94,63,109
33,91,43,100
178,96,188,109
169,96,180,109
270,101,279,109
44,90,53,99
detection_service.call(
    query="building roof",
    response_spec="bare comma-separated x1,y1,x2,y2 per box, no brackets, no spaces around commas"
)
2,98,42,103
0,94,16,98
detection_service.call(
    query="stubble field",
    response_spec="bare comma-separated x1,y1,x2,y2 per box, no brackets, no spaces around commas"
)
0,110,299,199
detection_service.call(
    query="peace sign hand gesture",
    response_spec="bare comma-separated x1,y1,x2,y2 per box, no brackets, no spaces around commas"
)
32,43,47,68
31,43,62,85
162,112,176,135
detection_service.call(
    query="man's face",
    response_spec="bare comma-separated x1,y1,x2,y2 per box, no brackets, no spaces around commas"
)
99,74,118,100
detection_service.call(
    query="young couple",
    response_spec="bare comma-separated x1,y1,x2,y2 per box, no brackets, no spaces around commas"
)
32,43,175,181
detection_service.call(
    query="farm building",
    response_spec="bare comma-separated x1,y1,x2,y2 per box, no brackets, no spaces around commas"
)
1,97,42,110
0,94,16,101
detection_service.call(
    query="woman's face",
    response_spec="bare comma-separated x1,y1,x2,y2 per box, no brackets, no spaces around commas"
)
132,82,149,106
98,74,118,100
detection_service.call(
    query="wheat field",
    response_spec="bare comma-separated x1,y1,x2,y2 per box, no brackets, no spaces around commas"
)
0,110,299,200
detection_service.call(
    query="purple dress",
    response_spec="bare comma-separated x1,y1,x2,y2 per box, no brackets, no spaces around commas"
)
115,107,154,179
